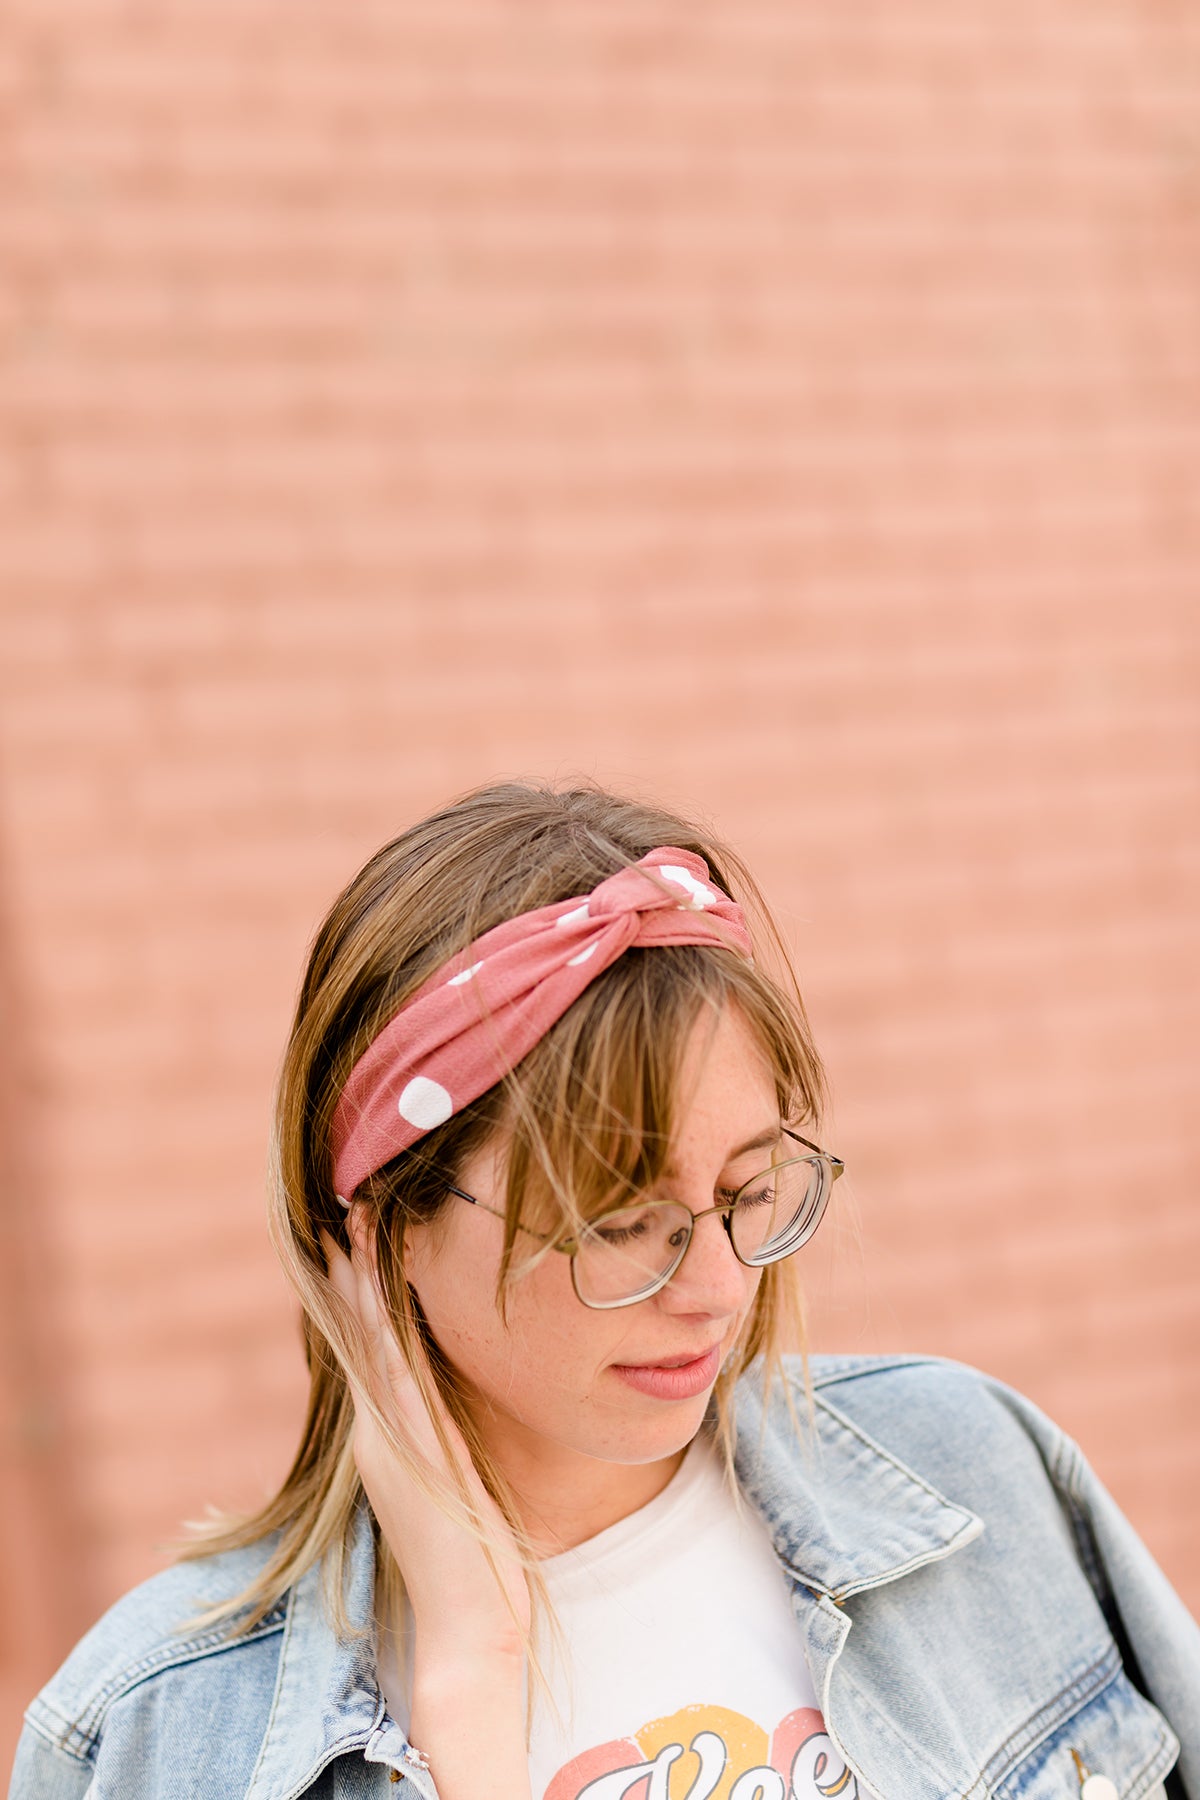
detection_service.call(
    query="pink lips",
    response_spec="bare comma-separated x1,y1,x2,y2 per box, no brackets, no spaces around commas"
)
610,1344,723,1400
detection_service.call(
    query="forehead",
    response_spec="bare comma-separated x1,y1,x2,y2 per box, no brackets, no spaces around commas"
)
659,1118,782,1172
658,1006,782,1156
485,987,790,1229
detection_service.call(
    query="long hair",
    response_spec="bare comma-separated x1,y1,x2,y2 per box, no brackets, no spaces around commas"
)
181,781,827,1644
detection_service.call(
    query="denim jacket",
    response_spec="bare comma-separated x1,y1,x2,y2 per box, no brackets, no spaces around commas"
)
11,1355,1200,1800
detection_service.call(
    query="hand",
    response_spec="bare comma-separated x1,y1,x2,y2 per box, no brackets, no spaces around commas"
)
321,1220,534,1800
321,1218,531,1654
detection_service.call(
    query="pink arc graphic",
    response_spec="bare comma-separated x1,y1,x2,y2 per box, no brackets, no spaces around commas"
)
543,1704,860,1800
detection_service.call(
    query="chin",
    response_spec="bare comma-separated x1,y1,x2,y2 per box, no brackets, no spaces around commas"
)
582,1403,712,1466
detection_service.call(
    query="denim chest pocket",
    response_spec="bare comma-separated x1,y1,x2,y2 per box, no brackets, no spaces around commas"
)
990,1669,1179,1800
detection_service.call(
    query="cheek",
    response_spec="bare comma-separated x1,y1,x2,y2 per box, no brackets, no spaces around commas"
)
409,1237,575,1373
430,1254,641,1412
485,1259,624,1381
405,1234,501,1366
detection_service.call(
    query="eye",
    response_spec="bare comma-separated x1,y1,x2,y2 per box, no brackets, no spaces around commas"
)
586,1209,655,1248
728,1182,776,1212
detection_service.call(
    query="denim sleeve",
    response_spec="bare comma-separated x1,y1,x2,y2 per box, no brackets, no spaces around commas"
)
7,1722,92,1800
993,1380,1200,1800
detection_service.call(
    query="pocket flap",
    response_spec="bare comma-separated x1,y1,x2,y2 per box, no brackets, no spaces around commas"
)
991,1671,1178,1800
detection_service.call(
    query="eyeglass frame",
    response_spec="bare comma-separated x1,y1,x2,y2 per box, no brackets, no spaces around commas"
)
443,1128,844,1310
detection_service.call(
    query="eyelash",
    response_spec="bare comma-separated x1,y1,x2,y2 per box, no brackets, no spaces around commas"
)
720,1184,773,1207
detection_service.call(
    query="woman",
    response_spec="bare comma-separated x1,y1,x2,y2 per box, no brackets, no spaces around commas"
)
11,782,1199,1800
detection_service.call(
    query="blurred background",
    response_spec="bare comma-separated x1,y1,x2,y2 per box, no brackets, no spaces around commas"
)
3,0,1199,1772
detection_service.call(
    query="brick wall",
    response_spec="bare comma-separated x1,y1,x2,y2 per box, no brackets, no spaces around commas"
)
3,0,1199,1769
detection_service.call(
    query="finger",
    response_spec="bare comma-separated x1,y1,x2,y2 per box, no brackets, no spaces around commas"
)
341,1209,399,1346
322,1224,458,1476
322,1224,430,1444
344,1201,375,1269
319,1228,356,1301
320,1230,387,1365
323,1218,388,1346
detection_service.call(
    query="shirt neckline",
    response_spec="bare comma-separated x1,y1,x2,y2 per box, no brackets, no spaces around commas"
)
539,1431,721,1579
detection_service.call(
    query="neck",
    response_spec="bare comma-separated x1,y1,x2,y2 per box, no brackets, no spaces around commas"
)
480,1427,690,1557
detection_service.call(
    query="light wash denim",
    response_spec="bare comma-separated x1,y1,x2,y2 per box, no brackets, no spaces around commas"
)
10,1356,1199,1799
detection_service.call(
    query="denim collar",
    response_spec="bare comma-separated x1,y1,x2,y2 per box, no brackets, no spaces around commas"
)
733,1353,984,1604
247,1355,981,1799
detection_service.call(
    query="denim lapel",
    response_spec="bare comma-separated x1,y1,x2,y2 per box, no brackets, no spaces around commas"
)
731,1356,983,1602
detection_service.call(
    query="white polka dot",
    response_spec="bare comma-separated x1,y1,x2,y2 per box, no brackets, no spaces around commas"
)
446,961,484,987
397,1076,454,1130
567,941,599,966
659,864,718,909
335,1194,350,1208
556,902,590,928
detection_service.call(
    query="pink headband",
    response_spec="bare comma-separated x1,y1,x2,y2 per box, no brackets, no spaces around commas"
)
330,848,752,1200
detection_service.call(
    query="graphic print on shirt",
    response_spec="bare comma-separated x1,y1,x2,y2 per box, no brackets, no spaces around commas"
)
543,1703,859,1800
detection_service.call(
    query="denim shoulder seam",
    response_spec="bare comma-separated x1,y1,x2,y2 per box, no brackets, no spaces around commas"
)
39,1602,289,1759
18,1704,94,1770
807,1352,954,1392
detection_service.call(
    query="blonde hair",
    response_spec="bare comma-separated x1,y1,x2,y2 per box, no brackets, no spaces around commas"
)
183,781,826,1643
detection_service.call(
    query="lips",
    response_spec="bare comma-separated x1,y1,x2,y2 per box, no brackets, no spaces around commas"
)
610,1344,723,1400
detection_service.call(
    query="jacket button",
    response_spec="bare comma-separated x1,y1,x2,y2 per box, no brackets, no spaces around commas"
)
1081,1777,1119,1800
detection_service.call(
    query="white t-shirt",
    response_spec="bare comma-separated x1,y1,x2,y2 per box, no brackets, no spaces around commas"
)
378,1435,864,1800
529,1435,859,1800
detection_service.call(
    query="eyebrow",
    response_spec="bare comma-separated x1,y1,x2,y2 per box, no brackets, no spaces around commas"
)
727,1124,784,1160
661,1123,782,1181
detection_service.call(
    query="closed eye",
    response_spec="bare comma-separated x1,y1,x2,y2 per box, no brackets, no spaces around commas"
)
586,1212,655,1248
721,1183,776,1211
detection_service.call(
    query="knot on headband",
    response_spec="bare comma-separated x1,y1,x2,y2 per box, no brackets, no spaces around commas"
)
330,848,752,1200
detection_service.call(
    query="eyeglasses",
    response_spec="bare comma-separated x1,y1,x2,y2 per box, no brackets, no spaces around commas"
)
445,1129,843,1310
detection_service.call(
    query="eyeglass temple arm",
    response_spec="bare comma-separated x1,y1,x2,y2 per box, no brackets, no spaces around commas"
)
444,1183,559,1245
784,1130,845,1179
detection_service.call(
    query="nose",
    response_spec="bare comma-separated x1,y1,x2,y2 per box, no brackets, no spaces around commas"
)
657,1209,756,1319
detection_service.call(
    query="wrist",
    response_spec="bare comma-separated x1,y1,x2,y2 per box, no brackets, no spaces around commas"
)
409,1656,532,1800
413,1644,526,1717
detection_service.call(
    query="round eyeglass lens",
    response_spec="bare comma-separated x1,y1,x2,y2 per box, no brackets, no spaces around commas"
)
728,1154,829,1265
572,1202,693,1307
570,1156,832,1306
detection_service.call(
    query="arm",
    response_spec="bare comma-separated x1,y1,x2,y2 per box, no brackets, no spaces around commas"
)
323,1224,534,1800
992,1380,1200,1799
7,1728,92,1800
1058,1439,1200,1796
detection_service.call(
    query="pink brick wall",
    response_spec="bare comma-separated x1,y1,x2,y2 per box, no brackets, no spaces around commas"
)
3,0,1199,1769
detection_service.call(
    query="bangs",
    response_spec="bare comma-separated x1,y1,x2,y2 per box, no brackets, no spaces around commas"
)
493,943,825,1280
201,779,825,1651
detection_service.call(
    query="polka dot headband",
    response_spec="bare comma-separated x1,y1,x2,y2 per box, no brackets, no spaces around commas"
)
330,848,753,1201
